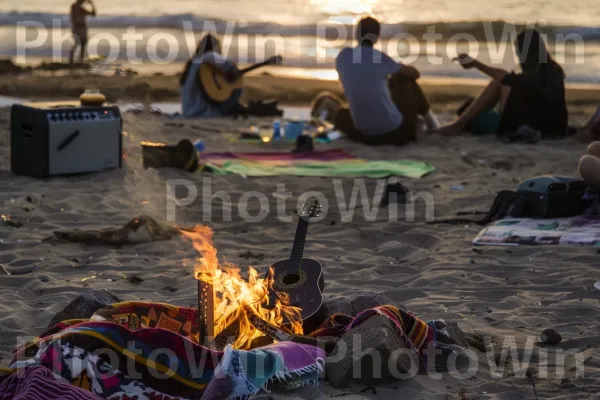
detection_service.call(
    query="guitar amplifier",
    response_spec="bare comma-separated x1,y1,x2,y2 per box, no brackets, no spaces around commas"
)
10,103,122,177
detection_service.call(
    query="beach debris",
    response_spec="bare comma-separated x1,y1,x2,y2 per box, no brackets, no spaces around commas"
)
539,328,562,345
559,378,575,389
428,320,472,372
0,58,32,74
451,185,465,191
526,368,539,400
51,215,182,245
490,160,513,171
48,289,122,328
379,182,408,207
141,139,198,172
238,251,265,261
1,214,23,228
594,281,600,291
127,275,144,285
326,314,416,387
461,152,476,166
292,135,314,153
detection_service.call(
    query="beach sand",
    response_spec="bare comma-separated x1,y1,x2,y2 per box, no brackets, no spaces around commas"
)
1,73,600,399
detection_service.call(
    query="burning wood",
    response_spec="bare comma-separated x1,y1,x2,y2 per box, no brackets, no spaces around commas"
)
181,225,303,350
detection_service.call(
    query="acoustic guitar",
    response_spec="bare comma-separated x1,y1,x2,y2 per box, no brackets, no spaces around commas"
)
269,198,325,334
198,55,283,103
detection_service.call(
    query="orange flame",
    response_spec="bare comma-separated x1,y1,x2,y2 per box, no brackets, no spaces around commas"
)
181,225,303,349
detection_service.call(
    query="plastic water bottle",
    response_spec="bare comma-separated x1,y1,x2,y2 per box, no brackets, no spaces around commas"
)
193,139,205,152
272,119,281,141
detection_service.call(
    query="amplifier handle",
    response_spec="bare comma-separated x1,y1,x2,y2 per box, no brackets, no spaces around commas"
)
57,129,81,151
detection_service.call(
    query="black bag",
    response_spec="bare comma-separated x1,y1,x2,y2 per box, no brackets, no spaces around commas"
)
430,176,589,225
516,176,587,218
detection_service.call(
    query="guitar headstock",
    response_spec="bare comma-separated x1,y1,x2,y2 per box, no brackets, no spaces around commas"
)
298,198,321,221
267,55,283,65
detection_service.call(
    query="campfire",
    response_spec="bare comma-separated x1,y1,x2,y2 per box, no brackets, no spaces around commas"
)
181,226,303,349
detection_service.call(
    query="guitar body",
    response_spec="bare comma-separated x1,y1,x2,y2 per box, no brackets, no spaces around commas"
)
198,55,282,104
270,257,325,334
198,63,244,103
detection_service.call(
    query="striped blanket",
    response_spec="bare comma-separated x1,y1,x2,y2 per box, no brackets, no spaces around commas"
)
0,303,448,399
2,301,325,400
312,305,432,351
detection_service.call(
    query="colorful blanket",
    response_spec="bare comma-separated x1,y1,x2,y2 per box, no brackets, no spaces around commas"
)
199,149,435,179
473,216,600,246
0,366,102,400
3,302,325,400
2,302,450,399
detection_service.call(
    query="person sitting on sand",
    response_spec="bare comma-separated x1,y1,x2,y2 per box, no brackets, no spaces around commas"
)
579,141,600,189
575,107,600,142
69,0,96,64
435,29,568,138
334,17,439,146
180,34,242,118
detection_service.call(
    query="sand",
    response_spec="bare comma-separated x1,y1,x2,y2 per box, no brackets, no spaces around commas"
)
1,77,600,399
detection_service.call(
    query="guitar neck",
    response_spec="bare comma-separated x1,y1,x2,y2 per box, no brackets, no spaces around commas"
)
238,59,276,75
287,218,309,276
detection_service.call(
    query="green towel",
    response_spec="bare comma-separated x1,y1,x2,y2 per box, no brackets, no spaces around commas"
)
205,160,434,178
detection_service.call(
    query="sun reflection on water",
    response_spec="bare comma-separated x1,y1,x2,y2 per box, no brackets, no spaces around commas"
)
309,0,379,17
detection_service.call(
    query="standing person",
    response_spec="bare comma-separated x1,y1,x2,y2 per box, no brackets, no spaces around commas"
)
334,16,439,146
179,34,242,118
435,29,568,138
70,0,97,64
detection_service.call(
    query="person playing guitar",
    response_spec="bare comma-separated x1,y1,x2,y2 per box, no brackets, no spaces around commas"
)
180,34,243,118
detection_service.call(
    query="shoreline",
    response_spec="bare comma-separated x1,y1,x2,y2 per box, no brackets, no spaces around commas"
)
0,72,598,116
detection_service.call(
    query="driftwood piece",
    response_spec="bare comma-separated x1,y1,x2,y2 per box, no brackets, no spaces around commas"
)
326,315,417,387
51,215,182,245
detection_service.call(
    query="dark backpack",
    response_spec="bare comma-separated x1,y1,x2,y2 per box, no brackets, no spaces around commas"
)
430,176,589,225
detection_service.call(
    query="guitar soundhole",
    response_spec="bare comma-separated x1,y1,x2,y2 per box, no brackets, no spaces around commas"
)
276,270,307,289
282,274,301,285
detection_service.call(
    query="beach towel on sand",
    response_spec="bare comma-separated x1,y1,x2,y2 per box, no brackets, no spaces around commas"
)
473,216,600,246
204,159,434,179
199,149,435,179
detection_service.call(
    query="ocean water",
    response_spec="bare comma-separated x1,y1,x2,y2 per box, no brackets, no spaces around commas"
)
0,0,599,82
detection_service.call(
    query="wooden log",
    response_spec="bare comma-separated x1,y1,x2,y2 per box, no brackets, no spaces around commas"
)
326,315,419,387
197,280,215,343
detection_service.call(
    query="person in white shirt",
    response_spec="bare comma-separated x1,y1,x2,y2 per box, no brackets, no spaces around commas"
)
334,17,439,145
